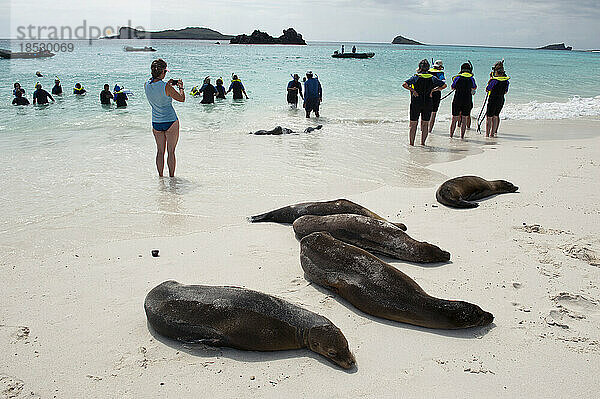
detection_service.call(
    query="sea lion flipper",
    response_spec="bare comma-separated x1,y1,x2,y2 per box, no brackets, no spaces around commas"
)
391,222,407,231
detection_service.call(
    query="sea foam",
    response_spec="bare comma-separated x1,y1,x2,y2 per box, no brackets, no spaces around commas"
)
501,96,600,120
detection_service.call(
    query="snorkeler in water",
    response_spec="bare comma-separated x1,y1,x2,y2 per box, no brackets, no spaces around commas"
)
52,77,63,95
73,83,86,95
226,75,249,99
287,74,303,108
33,83,55,105
215,78,226,99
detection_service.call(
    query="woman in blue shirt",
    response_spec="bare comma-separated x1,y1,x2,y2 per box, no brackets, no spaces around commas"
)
144,59,186,177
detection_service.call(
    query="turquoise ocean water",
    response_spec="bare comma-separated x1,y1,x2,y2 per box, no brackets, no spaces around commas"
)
1,39,599,260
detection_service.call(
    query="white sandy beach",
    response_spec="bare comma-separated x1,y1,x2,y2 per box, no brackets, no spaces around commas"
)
1,118,599,398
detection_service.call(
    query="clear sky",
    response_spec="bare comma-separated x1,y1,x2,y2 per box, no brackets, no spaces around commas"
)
2,0,598,49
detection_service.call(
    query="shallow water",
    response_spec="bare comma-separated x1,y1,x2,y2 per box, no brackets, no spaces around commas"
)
1,40,599,261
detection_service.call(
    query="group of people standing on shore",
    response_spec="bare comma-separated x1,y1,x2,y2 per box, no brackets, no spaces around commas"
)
403,58,510,145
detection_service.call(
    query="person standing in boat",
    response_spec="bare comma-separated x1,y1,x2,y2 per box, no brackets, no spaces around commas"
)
303,71,322,118
287,74,303,108
402,59,446,146
428,60,445,133
352,46,357,53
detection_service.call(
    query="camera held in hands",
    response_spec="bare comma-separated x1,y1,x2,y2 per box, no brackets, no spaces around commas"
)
168,79,181,86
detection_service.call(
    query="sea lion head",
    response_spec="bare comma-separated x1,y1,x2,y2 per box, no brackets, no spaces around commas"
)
441,301,494,328
307,324,356,369
495,180,518,193
413,242,451,263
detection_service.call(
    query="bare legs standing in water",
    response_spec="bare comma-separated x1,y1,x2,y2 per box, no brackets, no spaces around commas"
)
153,120,180,177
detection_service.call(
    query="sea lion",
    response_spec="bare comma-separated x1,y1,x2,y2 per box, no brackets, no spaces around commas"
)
249,198,407,231
436,176,518,209
293,214,449,263
300,232,493,329
251,125,323,135
145,281,356,369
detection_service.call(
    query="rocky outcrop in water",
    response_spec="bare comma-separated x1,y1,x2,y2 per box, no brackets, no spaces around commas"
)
537,43,572,51
106,27,233,40
392,35,424,45
230,28,306,45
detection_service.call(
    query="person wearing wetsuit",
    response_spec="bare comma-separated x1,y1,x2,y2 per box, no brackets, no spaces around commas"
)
486,61,510,137
32,84,55,105
113,85,128,108
199,77,217,104
428,60,446,133
450,62,477,139
12,90,30,106
215,78,226,99
73,83,86,95
13,83,25,97
100,84,112,105
303,71,322,118
402,59,446,146
226,75,248,99
52,79,63,95
287,74,303,108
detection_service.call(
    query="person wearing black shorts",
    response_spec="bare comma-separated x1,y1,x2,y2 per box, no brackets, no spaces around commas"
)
450,63,477,139
428,60,446,133
486,61,510,137
402,59,446,146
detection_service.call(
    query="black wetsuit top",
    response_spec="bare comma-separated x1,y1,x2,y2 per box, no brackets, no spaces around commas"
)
216,85,226,99
33,89,52,104
115,92,128,107
200,84,217,104
488,79,509,98
230,81,244,99
452,75,475,106
52,84,63,95
73,88,86,95
12,96,30,105
287,80,302,104
100,90,112,105
408,75,435,106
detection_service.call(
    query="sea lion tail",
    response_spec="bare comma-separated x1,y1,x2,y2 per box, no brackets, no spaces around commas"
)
248,211,278,223
248,213,268,223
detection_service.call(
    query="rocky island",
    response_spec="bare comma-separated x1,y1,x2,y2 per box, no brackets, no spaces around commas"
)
537,43,572,51
392,35,424,45
105,27,233,40
230,28,306,45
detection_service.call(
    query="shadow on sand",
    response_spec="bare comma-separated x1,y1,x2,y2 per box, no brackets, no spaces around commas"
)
146,321,358,373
